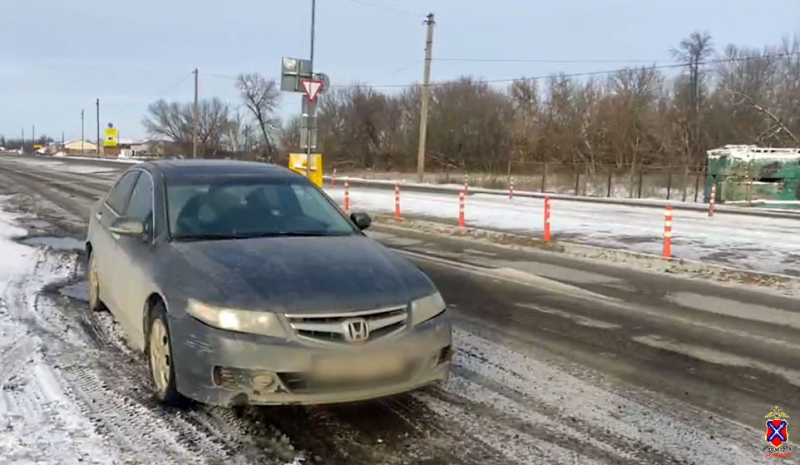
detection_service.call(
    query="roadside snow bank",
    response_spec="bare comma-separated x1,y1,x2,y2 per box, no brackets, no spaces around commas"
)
0,197,120,464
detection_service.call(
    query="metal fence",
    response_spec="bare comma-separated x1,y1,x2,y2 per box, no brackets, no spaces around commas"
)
341,163,708,203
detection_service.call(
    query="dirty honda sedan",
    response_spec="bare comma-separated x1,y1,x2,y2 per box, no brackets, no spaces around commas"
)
85,160,452,406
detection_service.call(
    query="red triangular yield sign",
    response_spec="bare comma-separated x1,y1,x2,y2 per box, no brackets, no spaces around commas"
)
301,80,323,102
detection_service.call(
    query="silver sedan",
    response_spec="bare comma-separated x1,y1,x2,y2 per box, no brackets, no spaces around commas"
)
86,160,452,407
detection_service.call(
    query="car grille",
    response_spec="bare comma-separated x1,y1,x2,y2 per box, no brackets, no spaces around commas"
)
285,305,408,345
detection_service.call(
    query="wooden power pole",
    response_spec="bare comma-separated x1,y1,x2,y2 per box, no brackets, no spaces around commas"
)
193,68,199,159
416,13,435,183
96,98,101,155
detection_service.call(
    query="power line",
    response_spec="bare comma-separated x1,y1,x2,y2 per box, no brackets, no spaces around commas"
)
337,0,424,17
202,72,239,81
355,59,424,86
333,51,800,89
155,72,194,96
104,72,195,109
435,57,667,64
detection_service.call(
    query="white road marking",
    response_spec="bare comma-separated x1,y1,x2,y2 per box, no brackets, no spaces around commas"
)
633,334,800,387
396,248,616,303
515,303,622,329
667,292,800,330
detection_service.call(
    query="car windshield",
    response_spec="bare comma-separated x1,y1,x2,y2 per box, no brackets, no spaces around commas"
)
166,175,356,240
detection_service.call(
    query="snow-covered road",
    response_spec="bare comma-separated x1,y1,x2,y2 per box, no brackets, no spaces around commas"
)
326,186,800,276
0,155,797,464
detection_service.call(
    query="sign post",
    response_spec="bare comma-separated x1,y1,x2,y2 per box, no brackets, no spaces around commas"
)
104,123,118,158
300,79,323,181
280,56,330,183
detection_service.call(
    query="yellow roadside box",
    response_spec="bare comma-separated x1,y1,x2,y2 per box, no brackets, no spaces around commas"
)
104,127,119,147
289,153,323,188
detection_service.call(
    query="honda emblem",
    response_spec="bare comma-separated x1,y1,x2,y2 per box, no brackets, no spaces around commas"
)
344,318,369,343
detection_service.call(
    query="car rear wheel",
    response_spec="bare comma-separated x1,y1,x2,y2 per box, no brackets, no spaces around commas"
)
147,302,186,406
88,253,105,312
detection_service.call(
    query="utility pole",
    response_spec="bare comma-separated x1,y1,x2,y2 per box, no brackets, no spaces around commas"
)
61,132,65,148
21,128,24,153
193,68,199,159
416,13,435,182
32,125,35,147
96,98,101,155
81,110,85,154
305,0,316,180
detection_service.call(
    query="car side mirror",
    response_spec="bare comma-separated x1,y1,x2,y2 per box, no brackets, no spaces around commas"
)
109,217,145,237
350,212,372,230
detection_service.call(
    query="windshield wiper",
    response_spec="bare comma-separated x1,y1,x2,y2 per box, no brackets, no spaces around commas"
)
240,231,347,238
173,231,349,241
172,233,249,242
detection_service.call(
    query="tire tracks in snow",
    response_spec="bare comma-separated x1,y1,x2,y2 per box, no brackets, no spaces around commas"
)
0,337,35,389
2,246,287,464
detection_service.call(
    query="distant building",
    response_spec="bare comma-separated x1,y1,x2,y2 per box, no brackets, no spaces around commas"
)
706,145,800,208
62,140,98,155
119,139,152,158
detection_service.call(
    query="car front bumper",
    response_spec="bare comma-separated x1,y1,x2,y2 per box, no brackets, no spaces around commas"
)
168,311,452,407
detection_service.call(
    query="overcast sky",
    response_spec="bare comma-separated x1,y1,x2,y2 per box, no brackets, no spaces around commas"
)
2,0,799,141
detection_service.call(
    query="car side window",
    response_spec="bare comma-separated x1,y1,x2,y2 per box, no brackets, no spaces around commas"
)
106,172,140,214
124,174,154,235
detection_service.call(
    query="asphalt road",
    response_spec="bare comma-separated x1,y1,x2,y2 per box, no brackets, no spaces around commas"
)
0,155,798,464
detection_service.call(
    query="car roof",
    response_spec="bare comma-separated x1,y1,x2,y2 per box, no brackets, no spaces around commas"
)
137,159,301,180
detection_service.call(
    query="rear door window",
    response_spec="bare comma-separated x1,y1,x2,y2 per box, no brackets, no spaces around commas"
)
106,171,140,214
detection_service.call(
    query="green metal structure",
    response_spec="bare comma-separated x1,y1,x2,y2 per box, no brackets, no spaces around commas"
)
706,145,800,209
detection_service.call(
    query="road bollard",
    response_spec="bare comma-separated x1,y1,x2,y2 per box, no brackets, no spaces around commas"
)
509,178,515,200
458,190,466,228
394,183,401,219
344,181,350,214
663,206,673,258
708,184,716,218
331,168,337,189
544,197,552,242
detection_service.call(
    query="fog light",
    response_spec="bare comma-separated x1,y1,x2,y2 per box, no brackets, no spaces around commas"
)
213,366,277,391
252,373,275,390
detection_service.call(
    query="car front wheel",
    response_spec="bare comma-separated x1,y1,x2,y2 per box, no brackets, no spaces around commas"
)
147,302,186,406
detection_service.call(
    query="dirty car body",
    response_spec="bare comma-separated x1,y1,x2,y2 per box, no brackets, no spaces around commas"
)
85,160,452,406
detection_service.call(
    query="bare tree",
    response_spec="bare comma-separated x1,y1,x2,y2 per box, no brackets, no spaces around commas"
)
271,31,800,193
236,73,281,158
143,98,232,158
672,31,715,200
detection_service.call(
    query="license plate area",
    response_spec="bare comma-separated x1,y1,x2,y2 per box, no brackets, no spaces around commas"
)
314,351,408,382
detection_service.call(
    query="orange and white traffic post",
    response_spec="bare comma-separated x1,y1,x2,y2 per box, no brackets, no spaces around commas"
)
344,181,351,214
458,189,466,228
331,167,337,189
544,197,552,242
394,183,401,219
708,183,716,218
509,178,515,200
463,174,469,194
663,206,673,258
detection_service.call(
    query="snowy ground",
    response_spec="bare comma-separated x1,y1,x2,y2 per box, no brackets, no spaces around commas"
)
326,186,800,276
0,203,120,464
0,157,790,464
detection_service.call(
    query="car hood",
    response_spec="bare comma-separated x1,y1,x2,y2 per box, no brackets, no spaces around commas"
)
170,235,435,314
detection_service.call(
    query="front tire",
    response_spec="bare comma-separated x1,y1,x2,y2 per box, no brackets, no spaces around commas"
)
146,302,186,406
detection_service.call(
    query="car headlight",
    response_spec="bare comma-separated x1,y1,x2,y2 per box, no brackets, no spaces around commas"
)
410,292,446,326
187,299,286,338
